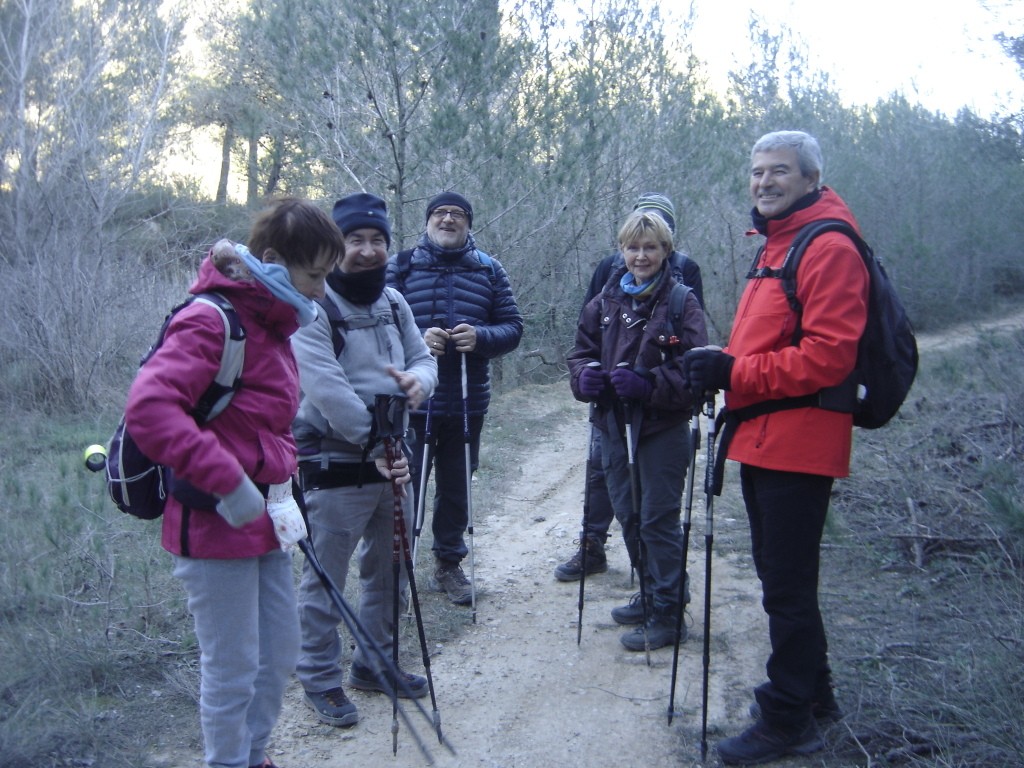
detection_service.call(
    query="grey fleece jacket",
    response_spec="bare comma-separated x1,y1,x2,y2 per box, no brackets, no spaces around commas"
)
291,285,438,462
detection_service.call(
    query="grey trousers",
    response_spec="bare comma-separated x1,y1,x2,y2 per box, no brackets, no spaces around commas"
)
297,480,412,693
601,412,689,610
173,549,299,768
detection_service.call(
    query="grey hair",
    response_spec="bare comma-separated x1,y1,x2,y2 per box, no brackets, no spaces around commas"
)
751,130,824,185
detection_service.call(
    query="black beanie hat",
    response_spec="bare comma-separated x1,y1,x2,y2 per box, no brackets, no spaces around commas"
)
332,192,392,247
425,192,473,228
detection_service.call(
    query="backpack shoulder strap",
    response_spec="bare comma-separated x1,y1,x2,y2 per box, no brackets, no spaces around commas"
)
477,251,498,284
315,293,347,358
383,286,404,333
393,248,415,292
668,281,692,342
186,292,246,423
779,218,865,313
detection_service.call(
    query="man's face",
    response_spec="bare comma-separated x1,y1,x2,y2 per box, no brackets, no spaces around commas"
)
749,147,819,218
426,206,470,250
340,228,388,273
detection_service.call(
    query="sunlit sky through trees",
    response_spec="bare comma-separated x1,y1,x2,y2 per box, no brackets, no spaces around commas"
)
545,0,1024,118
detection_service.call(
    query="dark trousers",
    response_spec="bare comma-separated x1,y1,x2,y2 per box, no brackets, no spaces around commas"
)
740,464,834,731
409,412,484,564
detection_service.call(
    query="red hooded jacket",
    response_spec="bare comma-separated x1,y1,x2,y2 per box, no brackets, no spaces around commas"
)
125,257,301,558
724,187,869,478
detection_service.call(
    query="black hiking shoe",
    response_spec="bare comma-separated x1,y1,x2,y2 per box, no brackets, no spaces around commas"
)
749,695,844,724
554,536,608,581
717,717,823,765
304,686,358,727
430,560,473,605
610,591,651,625
349,663,429,699
619,606,683,651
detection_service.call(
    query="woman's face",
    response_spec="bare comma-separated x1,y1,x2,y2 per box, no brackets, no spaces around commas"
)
622,235,669,285
265,248,336,300
339,228,389,274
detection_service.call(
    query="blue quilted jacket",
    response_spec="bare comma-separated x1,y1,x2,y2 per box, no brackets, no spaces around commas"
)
386,233,523,416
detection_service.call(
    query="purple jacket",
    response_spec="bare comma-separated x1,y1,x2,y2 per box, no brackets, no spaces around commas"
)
125,257,301,558
567,264,708,437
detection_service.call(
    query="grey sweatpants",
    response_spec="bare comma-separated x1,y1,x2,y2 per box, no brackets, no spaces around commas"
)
173,549,299,768
297,480,412,693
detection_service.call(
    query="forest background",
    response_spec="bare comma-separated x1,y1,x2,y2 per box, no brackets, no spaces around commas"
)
1,0,1023,765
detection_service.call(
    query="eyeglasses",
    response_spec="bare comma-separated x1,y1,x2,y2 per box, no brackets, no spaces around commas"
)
430,208,467,222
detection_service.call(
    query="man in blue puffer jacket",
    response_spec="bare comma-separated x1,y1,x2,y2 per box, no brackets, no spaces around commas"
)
387,192,523,605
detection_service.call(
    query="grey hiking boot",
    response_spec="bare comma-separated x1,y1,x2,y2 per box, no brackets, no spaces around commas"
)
620,605,683,651
304,686,358,727
430,560,473,605
717,717,823,765
610,591,651,625
749,694,844,724
554,535,608,582
349,663,429,699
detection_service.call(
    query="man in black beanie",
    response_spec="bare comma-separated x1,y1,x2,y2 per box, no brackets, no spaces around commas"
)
387,192,523,606
293,191,438,728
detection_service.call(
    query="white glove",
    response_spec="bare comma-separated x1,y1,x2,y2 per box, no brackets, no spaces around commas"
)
217,475,266,528
266,480,307,550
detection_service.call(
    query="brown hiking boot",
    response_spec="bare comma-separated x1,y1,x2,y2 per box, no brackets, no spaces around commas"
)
554,536,608,582
430,560,473,605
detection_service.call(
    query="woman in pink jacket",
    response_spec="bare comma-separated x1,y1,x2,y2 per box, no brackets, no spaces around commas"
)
126,197,341,768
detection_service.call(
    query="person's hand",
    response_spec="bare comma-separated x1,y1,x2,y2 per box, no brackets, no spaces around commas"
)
578,366,608,399
266,481,307,550
448,323,477,353
386,366,425,410
216,475,265,528
610,366,654,402
424,327,449,357
681,347,735,396
375,453,411,495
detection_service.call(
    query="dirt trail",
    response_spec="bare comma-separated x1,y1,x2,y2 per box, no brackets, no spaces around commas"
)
152,385,768,768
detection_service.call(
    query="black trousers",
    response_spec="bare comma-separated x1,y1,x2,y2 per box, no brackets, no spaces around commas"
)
740,464,834,731
408,412,484,564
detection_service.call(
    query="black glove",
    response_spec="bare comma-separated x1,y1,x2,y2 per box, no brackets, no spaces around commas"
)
681,347,734,397
578,366,609,399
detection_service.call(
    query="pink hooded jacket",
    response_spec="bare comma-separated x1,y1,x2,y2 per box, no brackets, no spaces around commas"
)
125,256,301,558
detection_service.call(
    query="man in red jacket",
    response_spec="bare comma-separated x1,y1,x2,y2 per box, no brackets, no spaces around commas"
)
682,130,868,765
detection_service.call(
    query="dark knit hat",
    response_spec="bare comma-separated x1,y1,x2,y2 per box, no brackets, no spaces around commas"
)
634,193,676,234
332,192,391,247
425,192,473,227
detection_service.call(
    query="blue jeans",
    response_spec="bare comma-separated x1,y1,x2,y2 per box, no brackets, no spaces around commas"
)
741,464,834,730
408,412,484,564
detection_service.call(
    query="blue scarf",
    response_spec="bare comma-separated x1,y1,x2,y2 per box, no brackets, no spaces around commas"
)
619,265,665,299
236,244,319,327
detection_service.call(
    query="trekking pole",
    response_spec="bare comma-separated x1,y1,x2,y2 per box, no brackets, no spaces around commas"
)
668,411,700,725
576,372,600,645
460,351,477,623
699,391,718,761
405,397,434,619
374,394,444,745
617,361,650,667
296,534,455,764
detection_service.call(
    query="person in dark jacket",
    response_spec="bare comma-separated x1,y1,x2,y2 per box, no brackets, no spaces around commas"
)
386,192,523,605
554,193,705,582
682,130,867,764
567,209,707,651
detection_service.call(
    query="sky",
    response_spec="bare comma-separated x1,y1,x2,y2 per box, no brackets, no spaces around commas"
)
682,0,1024,117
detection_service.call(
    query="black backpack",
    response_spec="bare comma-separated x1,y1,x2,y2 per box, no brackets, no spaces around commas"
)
106,293,246,519
742,219,918,429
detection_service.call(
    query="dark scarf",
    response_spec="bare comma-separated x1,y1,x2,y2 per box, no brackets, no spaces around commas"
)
327,265,387,306
750,188,822,235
